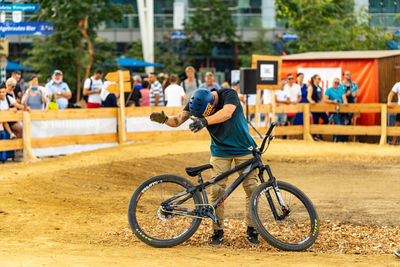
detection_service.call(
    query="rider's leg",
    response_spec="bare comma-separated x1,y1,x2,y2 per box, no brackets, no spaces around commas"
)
234,154,258,228
210,156,233,231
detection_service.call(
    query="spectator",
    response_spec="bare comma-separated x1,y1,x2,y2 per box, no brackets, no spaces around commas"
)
21,76,47,110
0,84,16,139
199,72,220,90
284,74,301,127
221,82,230,88
307,74,328,141
293,72,308,125
100,81,118,108
20,77,28,94
323,78,348,142
164,74,186,107
140,80,150,107
387,81,400,145
83,69,103,108
297,73,308,103
45,70,72,109
125,76,142,107
4,78,26,138
11,70,22,102
340,70,360,125
232,80,245,105
149,72,163,106
181,66,201,99
275,86,290,126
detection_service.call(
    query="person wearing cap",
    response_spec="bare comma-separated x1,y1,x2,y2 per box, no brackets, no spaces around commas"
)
199,72,221,91
149,87,260,246
45,70,72,109
232,80,245,105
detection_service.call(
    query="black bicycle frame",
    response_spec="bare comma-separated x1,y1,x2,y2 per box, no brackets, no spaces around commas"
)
162,150,285,215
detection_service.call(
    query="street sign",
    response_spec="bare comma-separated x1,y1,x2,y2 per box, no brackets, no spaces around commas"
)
107,82,131,93
0,4,39,12
0,22,54,35
105,70,130,82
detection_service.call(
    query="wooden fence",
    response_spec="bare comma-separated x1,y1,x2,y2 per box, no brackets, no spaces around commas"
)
0,103,399,161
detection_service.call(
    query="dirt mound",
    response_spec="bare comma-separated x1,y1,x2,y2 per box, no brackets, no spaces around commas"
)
1,140,400,265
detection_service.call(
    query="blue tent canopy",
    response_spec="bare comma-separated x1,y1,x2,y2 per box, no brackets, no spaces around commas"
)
6,61,32,71
117,57,161,68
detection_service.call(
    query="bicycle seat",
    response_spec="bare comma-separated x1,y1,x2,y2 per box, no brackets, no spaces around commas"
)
185,164,213,177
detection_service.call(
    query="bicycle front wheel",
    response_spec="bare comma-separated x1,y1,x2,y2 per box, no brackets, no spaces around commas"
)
250,181,319,251
128,175,203,247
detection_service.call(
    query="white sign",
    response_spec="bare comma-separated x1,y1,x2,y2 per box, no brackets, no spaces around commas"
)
297,67,342,90
173,2,184,30
260,64,274,81
12,11,22,23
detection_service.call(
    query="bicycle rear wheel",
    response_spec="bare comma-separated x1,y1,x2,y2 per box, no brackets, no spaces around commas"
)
128,175,203,247
249,181,319,251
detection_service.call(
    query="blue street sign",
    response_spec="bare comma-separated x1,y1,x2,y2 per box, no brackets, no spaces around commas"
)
0,4,40,12
170,31,187,40
282,32,299,41
0,22,54,35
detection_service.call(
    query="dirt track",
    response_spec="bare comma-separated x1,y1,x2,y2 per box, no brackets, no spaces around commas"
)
0,139,400,266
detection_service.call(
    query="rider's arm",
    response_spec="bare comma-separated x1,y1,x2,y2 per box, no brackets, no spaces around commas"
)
205,104,236,125
388,90,395,107
165,110,191,127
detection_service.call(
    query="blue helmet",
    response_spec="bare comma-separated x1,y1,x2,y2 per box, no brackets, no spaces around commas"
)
189,89,216,117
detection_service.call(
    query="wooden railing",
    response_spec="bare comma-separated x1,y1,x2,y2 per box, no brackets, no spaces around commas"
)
0,103,399,161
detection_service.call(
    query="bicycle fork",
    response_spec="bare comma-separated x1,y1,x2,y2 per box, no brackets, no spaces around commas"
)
260,165,290,220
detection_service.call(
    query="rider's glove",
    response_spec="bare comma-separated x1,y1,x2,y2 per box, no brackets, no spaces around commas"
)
150,110,168,124
189,117,208,133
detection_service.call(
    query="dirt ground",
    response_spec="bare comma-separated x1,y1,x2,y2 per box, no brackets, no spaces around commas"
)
0,139,400,266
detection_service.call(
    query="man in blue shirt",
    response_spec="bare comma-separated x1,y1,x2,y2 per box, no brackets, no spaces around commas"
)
199,72,221,90
323,78,348,142
45,70,72,109
149,88,260,246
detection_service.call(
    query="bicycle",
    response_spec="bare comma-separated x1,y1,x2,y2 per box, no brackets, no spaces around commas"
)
128,122,319,251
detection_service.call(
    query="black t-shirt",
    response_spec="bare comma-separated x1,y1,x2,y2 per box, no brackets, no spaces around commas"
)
184,88,257,157
345,86,354,104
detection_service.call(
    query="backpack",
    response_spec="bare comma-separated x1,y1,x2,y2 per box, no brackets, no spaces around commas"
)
83,78,93,102
5,94,11,109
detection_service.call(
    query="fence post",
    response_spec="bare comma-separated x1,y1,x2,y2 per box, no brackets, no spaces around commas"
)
118,70,127,144
379,104,387,145
303,104,313,141
23,111,37,161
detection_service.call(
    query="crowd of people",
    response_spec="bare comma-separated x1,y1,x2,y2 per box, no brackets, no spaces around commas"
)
1,66,400,145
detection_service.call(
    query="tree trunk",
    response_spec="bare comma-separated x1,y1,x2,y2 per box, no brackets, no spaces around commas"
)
78,15,94,84
206,53,210,68
76,39,82,103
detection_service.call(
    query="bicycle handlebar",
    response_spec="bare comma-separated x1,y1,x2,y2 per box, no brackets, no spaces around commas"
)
259,122,276,152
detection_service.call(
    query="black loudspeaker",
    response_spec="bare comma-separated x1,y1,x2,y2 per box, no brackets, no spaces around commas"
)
240,68,257,94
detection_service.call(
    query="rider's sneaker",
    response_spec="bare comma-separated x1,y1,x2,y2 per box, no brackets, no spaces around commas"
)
209,230,224,245
246,226,260,245
395,249,400,258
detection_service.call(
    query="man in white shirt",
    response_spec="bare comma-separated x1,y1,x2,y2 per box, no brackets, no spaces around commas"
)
83,69,103,108
164,74,186,107
387,81,400,145
283,73,301,126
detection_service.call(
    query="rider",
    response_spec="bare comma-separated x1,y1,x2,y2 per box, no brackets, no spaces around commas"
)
150,88,260,245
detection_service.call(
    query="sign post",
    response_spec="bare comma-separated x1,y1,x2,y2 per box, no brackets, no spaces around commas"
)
105,70,131,144
252,55,283,128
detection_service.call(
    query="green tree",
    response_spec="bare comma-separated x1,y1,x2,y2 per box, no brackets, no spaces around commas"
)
155,37,192,76
124,41,144,61
23,0,125,98
184,0,237,67
275,0,392,53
